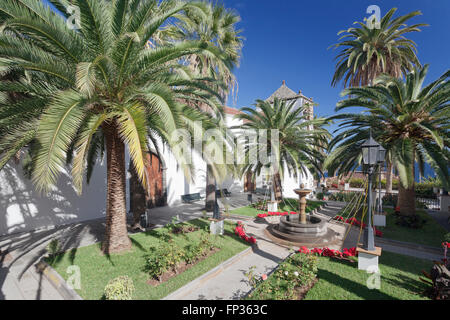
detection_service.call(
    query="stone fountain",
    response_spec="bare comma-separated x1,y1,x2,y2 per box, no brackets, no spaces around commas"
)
265,184,338,246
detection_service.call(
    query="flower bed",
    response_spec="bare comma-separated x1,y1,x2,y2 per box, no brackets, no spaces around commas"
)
246,252,318,300
298,246,357,260
235,221,257,244
333,215,383,237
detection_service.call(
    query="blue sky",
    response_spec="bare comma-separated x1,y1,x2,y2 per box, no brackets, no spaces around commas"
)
222,0,450,134
42,0,449,135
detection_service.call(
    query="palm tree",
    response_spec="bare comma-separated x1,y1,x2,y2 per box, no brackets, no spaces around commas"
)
180,4,243,212
233,98,330,200
327,65,450,216
330,7,427,193
0,0,233,253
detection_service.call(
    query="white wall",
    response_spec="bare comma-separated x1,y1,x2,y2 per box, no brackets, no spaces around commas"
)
0,160,108,236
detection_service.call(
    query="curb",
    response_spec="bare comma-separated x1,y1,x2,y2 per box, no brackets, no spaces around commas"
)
35,258,83,300
162,245,255,300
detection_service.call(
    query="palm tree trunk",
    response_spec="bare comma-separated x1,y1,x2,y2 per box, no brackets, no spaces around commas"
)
386,161,393,194
273,172,283,201
205,164,216,212
397,158,416,216
397,182,416,216
101,120,132,254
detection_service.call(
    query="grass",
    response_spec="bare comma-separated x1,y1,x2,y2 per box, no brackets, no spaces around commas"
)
337,204,447,248
230,198,325,217
376,208,448,248
46,219,250,300
304,251,432,300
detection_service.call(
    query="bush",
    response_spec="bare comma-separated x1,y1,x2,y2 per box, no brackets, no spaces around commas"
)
415,182,435,198
104,276,134,300
394,212,427,229
348,178,364,188
382,194,398,207
247,252,318,300
144,240,184,281
444,233,450,243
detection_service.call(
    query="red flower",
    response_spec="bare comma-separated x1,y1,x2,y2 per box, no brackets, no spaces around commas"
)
298,246,310,254
310,248,323,255
234,222,257,244
443,242,450,249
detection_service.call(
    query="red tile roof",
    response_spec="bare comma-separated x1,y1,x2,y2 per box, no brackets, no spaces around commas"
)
224,106,243,115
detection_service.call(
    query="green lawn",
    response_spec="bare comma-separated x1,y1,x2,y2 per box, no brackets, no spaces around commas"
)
47,219,250,300
305,251,431,300
230,199,325,217
337,206,447,248
377,208,448,248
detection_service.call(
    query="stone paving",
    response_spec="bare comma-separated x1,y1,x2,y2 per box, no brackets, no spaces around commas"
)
0,196,446,300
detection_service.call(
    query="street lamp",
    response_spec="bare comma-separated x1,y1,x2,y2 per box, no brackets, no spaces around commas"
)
377,145,386,215
361,132,382,251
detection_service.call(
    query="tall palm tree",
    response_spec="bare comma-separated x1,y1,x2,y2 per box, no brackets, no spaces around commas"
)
0,0,233,253
180,4,243,212
233,98,330,200
326,65,450,216
330,7,427,192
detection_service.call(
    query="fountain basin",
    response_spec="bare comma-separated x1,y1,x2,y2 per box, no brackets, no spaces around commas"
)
265,215,338,246
279,216,327,236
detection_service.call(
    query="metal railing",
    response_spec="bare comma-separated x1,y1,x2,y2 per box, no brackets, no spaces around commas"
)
417,197,440,210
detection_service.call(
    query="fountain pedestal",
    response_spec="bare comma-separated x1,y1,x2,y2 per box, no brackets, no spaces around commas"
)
265,184,338,247
294,186,311,224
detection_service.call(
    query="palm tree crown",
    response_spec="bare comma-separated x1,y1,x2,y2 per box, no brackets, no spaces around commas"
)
327,65,449,214
0,0,235,253
233,98,330,199
331,8,427,88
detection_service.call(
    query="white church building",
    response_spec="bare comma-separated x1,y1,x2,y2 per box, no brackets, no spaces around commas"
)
0,81,316,236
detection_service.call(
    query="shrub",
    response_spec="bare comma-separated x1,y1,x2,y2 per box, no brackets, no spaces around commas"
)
415,182,435,198
349,178,364,188
46,239,62,265
444,233,450,243
144,240,184,281
183,243,204,264
247,251,318,300
199,233,215,252
394,212,427,229
104,276,134,300
382,194,398,207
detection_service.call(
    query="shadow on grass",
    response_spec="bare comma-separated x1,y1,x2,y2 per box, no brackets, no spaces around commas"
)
130,238,147,253
382,273,428,298
316,268,397,300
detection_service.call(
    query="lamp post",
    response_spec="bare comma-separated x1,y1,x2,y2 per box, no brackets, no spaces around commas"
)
377,145,386,214
361,132,383,251
213,180,220,220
